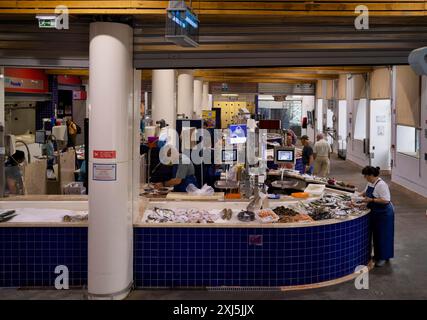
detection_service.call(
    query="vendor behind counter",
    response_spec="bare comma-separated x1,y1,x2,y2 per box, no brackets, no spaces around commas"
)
150,150,198,192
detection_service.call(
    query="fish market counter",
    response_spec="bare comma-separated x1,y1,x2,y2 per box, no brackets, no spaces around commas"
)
134,193,371,289
0,191,371,289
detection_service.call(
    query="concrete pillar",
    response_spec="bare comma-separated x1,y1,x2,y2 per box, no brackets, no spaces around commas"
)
88,22,133,300
152,69,176,128
82,81,89,118
131,69,141,228
193,77,203,118
202,81,210,111
177,70,194,118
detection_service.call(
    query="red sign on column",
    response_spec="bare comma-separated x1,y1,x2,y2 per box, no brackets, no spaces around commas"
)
93,150,116,159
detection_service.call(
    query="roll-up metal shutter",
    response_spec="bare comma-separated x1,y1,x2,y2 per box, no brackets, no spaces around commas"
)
395,65,421,128
353,74,367,99
370,67,391,100
338,75,347,100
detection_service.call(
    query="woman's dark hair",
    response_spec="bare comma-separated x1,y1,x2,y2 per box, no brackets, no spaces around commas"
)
362,166,380,177
10,150,26,164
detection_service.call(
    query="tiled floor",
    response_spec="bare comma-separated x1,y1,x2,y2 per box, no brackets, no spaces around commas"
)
1,156,427,300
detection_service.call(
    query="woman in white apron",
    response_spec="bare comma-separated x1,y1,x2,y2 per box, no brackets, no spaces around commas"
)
361,166,395,267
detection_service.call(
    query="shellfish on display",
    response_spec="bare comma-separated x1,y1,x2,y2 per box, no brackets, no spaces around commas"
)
221,208,233,220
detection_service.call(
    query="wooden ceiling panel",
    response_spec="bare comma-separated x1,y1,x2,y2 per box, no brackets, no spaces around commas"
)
0,1,427,17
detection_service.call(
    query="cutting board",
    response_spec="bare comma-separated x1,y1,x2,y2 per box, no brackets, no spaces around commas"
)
166,192,225,201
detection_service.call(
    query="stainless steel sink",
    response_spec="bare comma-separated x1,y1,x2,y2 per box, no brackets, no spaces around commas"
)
214,180,239,189
272,180,299,189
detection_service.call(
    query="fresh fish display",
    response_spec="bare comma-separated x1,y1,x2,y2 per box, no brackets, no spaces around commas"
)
272,206,299,216
146,207,175,223
0,210,17,223
146,207,220,224
237,210,255,222
272,206,313,223
301,192,368,220
63,214,88,222
144,192,368,224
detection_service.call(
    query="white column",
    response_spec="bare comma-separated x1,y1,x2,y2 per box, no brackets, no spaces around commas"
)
83,82,90,118
202,81,210,111
152,69,176,128
88,22,133,300
193,77,203,118
177,70,194,118
131,69,141,222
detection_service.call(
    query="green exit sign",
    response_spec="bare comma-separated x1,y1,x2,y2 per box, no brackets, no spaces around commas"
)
38,19,56,28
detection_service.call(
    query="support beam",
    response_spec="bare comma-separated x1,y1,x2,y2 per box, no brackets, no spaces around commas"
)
177,70,194,119
202,81,210,111
88,21,133,300
151,69,176,128
193,77,203,118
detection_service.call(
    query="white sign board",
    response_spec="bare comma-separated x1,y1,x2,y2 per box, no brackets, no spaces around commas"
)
93,163,117,181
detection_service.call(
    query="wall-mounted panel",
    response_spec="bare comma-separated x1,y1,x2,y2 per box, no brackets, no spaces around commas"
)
395,65,421,127
316,80,324,99
370,67,391,99
338,74,347,100
353,74,367,99
325,80,334,100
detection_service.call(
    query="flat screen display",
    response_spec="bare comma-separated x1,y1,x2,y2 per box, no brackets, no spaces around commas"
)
229,124,247,144
274,147,295,164
35,130,46,144
277,150,294,161
222,149,237,162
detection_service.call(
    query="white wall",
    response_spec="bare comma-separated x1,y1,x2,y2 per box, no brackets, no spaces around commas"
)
326,107,334,145
338,100,347,151
370,99,391,170
302,95,315,142
396,125,416,154
316,98,323,133
354,99,367,140
392,76,427,198
5,107,36,135
346,76,369,167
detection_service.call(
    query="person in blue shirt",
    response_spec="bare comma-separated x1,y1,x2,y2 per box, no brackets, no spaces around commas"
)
5,151,26,195
153,151,197,192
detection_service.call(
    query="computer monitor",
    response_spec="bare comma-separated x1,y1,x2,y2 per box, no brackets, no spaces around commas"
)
222,149,237,162
274,147,296,165
35,130,46,144
229,124,247,144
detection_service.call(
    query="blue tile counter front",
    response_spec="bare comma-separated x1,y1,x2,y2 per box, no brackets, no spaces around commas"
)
134,214,371,288
0,214,370,289
0,227,87,288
